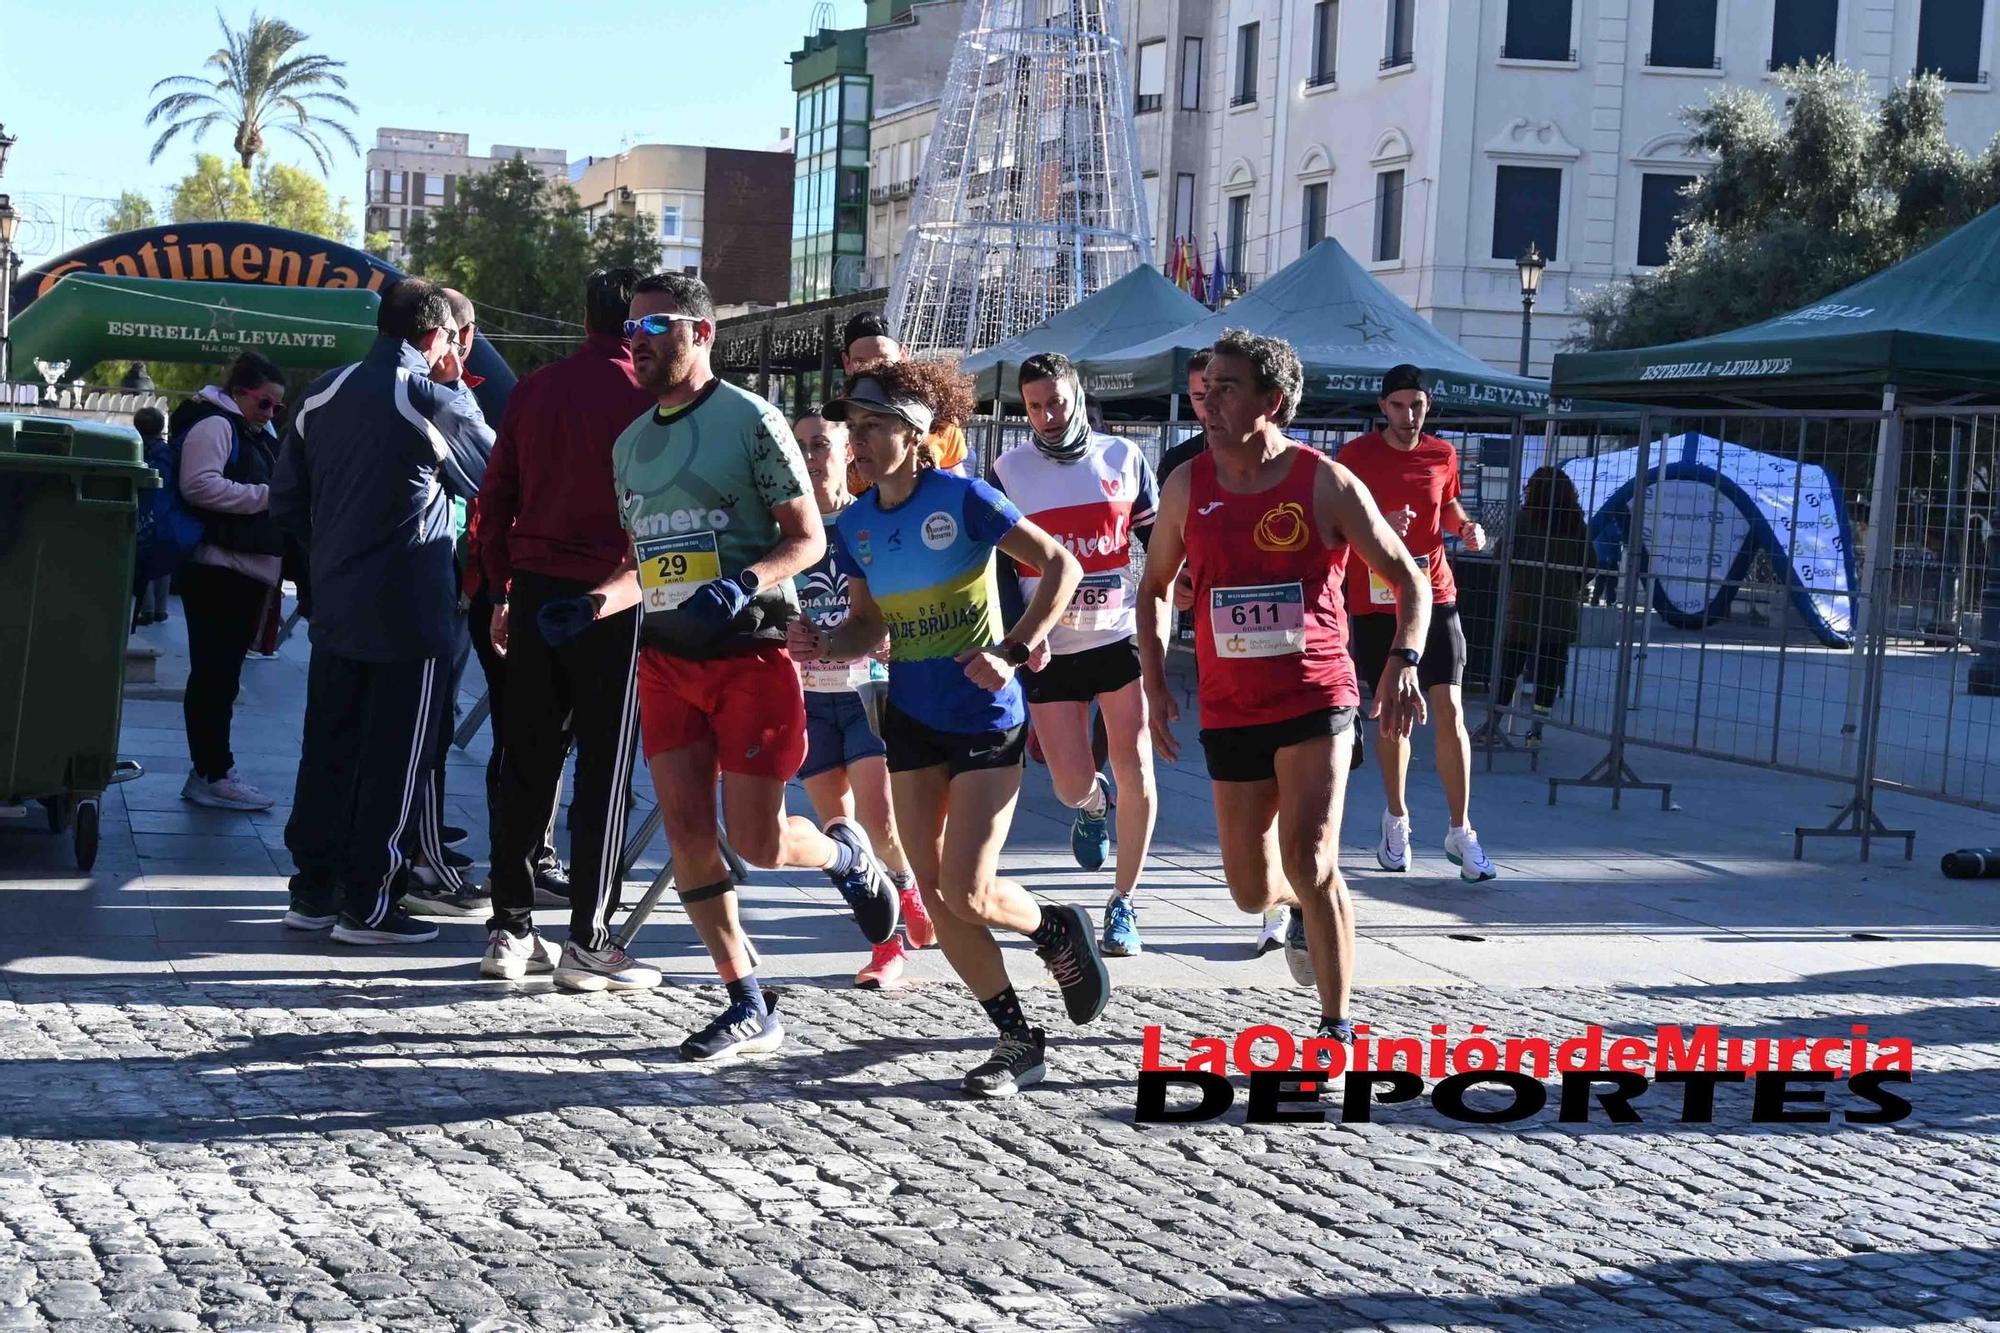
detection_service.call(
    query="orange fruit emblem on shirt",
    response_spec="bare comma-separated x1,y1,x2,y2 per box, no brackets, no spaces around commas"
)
1253,501,1310,553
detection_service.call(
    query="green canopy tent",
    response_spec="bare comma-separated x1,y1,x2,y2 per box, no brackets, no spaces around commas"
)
1551,202,2000,407
9,272,381,375
961,265,1211,403
1077,239,1561,416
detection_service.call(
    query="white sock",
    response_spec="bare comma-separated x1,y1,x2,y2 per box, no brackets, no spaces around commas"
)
1076,776,1108,817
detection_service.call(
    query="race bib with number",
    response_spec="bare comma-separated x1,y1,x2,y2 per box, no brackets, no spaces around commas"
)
637,532,722,612
1210,583,1306,658
1061,572,1127,631
1368,552,1429,606
798,658,874,692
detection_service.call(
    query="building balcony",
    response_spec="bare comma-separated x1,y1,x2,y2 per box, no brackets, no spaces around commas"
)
1135,93,1162,113
870,186,892,205
1380,50,1414,71
1305,70,1337,89
1646,52,1721,70
1501,44,1576,62
1229,91,1256,107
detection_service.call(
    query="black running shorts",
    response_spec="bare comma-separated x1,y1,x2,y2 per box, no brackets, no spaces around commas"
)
1200,706,1358,784
1023,637,1143,705
880,700,1027,777
1349,602,1466,695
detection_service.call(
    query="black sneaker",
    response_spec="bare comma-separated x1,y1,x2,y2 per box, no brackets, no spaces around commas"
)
963,1028,1047,1098
331,907,440,946
441,824,470,849
1034,902,1110,1025
679,994,784,1061
823,817,899,945
532,859,572,907
283,873,339,931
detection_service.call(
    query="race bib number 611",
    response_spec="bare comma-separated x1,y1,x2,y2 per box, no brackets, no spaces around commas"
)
1210,583,1306,658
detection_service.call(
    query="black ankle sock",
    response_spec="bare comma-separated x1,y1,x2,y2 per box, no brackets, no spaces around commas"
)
1027,906,1067,949
727,974,766,1015
980,986,1032,1036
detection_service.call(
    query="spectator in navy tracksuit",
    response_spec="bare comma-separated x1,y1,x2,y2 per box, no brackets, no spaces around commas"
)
270,278,493,945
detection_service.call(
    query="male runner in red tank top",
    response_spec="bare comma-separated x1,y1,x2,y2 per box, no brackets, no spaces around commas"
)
1136,330,1430,1043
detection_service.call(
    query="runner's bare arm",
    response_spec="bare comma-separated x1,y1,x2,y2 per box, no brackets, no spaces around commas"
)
1445,496,1487,552
822,573,887,662
996,518,1083,652
746,495,827,589
1136,465,1188,762
1319,457,1430,735
588,546,643,618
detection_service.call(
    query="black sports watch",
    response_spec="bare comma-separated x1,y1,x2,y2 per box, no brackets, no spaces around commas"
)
1000,640,1033,666
734,568,762,596
1390,647,1422,670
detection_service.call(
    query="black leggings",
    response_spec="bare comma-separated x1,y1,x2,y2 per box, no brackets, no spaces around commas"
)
1496,632,1575,712
180,562,272,780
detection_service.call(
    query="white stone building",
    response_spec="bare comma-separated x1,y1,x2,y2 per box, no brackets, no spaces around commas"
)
363,129,567,261
1122,1,2000,374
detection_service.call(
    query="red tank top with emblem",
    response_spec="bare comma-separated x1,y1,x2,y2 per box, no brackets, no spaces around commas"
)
1184,446,1358,730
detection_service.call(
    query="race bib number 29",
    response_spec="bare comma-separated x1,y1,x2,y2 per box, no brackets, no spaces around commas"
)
1210,583,1306,658
637,532,721,612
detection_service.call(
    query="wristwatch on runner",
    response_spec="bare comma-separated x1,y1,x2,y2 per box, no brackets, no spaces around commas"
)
1000,640,1033,666
734,568,761,596
1390,647,1422,670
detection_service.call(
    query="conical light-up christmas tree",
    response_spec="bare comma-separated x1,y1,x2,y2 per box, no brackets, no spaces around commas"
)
887,0,1153,359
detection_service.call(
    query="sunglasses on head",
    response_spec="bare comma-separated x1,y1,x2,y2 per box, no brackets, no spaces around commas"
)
624,313,701,338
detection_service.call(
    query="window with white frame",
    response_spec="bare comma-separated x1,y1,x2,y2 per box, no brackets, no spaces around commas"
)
1493,165,1562,260
1636,173,1694,266
1916,0,1986,82
1505,0,1572,61
1384,0,1415,68
660,204,682,239
1374,170,1404,261
1174,172,1196,240
1649,0,1719,68
1302,181,1328,253
1310,2,1339,85
1234,23,1260,104
1770,0,1839,70
1136,39,1166,112
1181,36,1203,109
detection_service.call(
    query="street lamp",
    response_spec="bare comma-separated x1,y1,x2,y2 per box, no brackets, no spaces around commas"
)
0,191,18,385
1516,242,1546,377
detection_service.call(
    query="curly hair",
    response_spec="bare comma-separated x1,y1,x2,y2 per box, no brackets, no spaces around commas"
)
849,357,976,469
1213,328,1304,426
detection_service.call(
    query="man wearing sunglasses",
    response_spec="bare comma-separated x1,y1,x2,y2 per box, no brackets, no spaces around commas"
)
472,269,655,984
272,277,492,946
173,351,290,813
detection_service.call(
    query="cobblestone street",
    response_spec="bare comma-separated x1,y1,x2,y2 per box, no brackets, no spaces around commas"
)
3,972,1996,1331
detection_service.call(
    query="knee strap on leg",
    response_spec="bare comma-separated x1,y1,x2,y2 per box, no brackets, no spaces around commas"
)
678,877,735,904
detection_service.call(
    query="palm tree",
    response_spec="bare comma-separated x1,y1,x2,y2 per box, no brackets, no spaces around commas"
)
145,12,358,173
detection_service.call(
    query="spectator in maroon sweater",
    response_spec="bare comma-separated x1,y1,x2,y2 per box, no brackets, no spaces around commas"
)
472,269,656,980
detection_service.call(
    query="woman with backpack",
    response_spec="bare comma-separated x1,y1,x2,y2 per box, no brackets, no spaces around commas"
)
174,352,289,811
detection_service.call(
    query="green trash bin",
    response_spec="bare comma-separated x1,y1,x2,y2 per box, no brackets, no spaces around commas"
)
0,412,159,870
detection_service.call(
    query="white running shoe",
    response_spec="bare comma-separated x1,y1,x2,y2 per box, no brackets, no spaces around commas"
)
1376,811,1411,872
1444,826,1499,882
480,929,560,980
181,769,275,812
1254,905,1289,957
553,941,663,992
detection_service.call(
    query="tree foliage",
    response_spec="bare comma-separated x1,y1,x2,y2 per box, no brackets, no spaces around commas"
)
1573,62,2000,351
405,158,664,373
163,153,352,239
145,11,358,172
107,191,159,233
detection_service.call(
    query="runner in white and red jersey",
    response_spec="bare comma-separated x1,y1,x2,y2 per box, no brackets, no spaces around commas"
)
1137,330,1429,1042
992,353,1160,957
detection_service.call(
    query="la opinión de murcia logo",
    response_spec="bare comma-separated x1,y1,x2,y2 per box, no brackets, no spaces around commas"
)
1135,1023,1915,1126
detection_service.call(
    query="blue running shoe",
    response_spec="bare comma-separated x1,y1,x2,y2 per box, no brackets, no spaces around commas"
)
1101,895,1142,956
824,817,900,944
1070,776,1111,872
679,994,784,1061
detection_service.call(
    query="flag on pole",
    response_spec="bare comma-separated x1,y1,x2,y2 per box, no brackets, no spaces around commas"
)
1189,243,1208,304
1174,236,1193,289
1208,233,1229,309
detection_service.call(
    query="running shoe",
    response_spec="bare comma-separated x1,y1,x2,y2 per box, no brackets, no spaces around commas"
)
824,817,900,944
1444,826,1500,883
1376,810,1411,873
1034,902,1111,1025
962,1027,1047,1099
411,846,474,888
898,881,936,949
532,859,572,907
283,873,339,931
403,883,492,918
1254,904,1289,957
181,769,275,812
1071,776,1111,872
331,907,438,946
855,936,908,990
1100,894,1142,957
553,941,663,992
680,995,784,1061
441,824,470,849
1283,903,1316,987
1316,1015,1357,1044
479,928,559,980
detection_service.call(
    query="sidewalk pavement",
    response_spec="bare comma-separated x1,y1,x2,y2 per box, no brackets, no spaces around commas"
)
1,603,1997,1331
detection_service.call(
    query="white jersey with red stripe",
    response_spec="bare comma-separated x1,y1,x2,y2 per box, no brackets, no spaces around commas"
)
991,430,1160,656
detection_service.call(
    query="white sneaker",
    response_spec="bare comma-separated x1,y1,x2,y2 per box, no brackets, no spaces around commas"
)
1254,905,1288,957
181,770,275,812
1444,826,1499,882
480,929,560,980
1376,811,1411,872
553,941,663,993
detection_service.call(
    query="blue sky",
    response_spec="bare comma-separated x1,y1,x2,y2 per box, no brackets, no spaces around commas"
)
1,0,866,258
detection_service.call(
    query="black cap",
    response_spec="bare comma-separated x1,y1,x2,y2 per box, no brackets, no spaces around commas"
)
1380,364,1428,398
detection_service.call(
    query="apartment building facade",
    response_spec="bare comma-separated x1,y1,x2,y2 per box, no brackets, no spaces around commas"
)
572,145,793,310
362,129,567,261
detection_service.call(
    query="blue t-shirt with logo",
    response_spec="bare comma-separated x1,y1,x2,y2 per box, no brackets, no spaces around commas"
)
832,470,1025,734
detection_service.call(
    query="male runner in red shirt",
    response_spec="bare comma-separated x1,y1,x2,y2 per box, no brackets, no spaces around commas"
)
1337,364,1498,882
